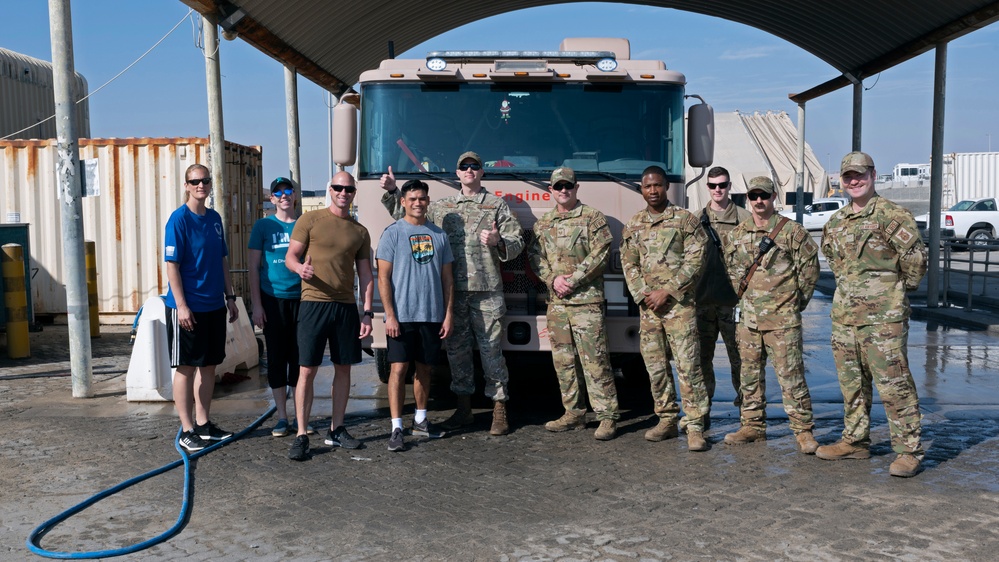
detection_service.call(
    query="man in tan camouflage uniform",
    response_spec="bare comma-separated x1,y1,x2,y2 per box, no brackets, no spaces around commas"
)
817,152,928,478
695,166,752,419
528,167,620,441
380,151,524,435
621,165,710,452
722,176,820,454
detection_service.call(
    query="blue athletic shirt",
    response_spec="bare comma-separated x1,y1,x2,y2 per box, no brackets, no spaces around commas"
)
248,215,301,299
163,205,229,312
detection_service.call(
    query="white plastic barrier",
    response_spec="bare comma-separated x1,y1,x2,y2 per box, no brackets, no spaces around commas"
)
126,296,259,402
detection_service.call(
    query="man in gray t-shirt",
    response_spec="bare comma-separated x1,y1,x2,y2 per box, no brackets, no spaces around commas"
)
376,180,454,451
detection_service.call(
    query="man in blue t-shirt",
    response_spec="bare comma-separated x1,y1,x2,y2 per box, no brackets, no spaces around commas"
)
376,179,454,452
249,177,303,438
163,164,239,452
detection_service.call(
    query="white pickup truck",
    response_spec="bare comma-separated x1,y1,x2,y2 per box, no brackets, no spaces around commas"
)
779,197,849,231
914,198,999,243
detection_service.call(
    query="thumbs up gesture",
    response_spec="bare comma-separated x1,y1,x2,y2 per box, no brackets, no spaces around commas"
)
299,254,314,280
480,221,501,247
380,166,397,191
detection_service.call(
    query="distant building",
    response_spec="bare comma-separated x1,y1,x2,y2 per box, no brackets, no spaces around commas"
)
1,47,90,140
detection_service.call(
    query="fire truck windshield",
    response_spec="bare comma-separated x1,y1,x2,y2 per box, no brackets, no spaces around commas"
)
358,82,685,182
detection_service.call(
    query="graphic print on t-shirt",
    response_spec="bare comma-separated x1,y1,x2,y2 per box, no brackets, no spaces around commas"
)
409,234,435,264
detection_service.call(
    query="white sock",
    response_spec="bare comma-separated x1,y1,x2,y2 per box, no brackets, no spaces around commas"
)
415,409,427,424
392,418,403,430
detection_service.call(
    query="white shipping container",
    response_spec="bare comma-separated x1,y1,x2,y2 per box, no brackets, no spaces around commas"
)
0,137,263,321
945,152,999,207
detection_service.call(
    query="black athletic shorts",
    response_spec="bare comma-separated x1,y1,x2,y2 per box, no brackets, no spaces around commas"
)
297,300,362,366
166,306,227,368
386,322,443,366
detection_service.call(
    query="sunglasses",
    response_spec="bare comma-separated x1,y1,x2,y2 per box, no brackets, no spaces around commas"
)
551,182,575,191
746,191,772,201
272,188,294,197
458,163,482,171
187,177,211,186
330,185,357,193
707,181,730,189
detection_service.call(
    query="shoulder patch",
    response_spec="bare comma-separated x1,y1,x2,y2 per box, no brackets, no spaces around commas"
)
792,227,807,244
885,219,900,236
686,214,700,230
894,226,915,245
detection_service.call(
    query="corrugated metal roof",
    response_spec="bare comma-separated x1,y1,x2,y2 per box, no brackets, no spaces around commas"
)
179,0,999,100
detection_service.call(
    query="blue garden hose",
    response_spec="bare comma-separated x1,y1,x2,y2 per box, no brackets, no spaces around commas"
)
27,406,277,559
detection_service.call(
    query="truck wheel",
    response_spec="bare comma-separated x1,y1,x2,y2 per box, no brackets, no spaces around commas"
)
968,228,993,246
375,348,390,383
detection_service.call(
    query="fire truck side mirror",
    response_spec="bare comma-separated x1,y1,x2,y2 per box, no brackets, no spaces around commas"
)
687,102,714,168
332,101,358,166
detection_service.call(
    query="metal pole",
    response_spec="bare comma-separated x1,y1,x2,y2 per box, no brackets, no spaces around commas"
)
203,18,228,230
327,91,335,180
285,65,302,214
927,43,948,308
795,102,806,223
48,0,93,397
852,81,863,151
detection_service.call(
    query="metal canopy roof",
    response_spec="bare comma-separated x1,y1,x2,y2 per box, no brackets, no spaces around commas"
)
180,0,999,101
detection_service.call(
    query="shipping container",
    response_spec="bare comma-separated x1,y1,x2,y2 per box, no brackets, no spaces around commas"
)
0,137,263,322
945,152,999,207
0,47,90,140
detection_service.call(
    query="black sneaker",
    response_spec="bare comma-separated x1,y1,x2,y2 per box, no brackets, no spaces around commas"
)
410,418,446,439
179,430,208,452
288,435,310,461
325,425,362,449
196,421,233,441
387,427,405,452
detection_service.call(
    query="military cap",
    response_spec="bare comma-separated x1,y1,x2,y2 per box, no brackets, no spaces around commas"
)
748,176,775,194
550,167,576,186
456,151,483,169
841,151,875,174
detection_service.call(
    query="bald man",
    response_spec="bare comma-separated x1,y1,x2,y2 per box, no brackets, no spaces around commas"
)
284,171,374,461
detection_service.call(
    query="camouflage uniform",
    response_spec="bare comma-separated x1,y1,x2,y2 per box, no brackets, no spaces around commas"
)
382,189,524,401
621,206,710,432
821,194,927,456
726,214,819,433
696,202,752,402
528,203,619,421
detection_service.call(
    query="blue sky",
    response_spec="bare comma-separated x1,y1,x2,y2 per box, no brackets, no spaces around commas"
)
4,1,998,190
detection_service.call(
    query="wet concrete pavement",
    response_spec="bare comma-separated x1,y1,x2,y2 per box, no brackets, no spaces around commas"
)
2,273,999,560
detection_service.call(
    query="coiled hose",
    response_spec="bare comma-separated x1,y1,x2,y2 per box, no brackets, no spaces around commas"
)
27,406,276,559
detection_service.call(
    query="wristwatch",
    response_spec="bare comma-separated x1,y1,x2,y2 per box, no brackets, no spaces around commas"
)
225,294,238,301
363,310,374,318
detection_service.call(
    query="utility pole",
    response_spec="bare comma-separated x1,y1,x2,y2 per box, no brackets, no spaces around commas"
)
203,18,228,229
49,0,93,397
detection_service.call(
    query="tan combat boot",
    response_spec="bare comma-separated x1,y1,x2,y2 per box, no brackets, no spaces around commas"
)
545,411,586,432
440,395,474,431
644,419,679,442
889,454,921,478
795,430,819,454
723,425,766,445
687,430,708,452
489,400,509,435
593,419,617,441
815,439,870,460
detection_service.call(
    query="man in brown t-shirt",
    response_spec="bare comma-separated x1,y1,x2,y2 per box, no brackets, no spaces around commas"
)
284,171,374,461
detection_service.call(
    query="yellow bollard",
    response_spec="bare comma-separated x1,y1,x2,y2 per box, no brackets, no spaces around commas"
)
2,243,31,359
85,240,100,338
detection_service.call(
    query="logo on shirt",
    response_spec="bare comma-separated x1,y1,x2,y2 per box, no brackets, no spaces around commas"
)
166,245,176,258
409,234,435,264
215,223,224,238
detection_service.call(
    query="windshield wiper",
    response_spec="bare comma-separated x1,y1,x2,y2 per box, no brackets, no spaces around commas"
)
589,171,642,192
480,170,549,188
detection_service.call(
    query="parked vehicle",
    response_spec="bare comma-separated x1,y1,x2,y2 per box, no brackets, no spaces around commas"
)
330,38,715,381
779,197,849,230
914,198,999,244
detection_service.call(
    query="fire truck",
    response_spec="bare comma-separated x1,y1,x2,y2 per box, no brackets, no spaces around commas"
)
331,38,714,380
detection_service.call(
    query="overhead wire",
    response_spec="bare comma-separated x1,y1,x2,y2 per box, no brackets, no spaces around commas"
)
1,8,195,141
